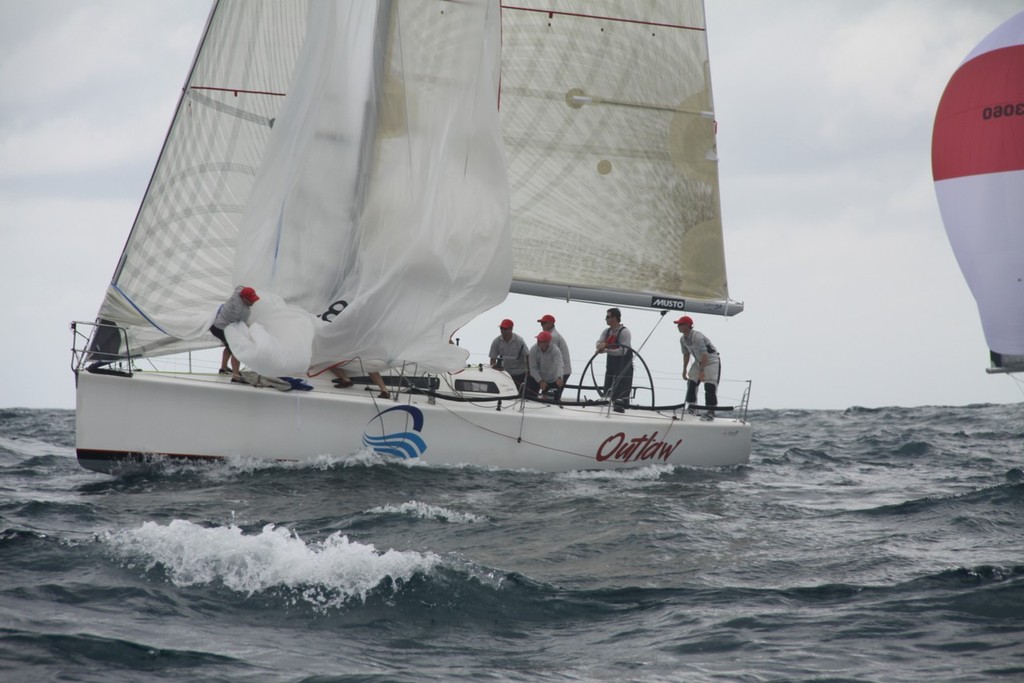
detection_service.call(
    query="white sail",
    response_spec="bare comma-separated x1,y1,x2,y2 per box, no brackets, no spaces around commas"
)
932,10,1024,372
499,1,739,315
92,0,511,374
234,0,510,374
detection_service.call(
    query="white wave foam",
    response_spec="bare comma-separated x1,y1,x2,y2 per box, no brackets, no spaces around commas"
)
0,436,71,459
104,520,440,607
367,500,487,524
560,463,675,481
152,448,426,481
215,447,395,472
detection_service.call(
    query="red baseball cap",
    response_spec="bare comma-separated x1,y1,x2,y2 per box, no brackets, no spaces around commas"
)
674,315,693,326
240,287,260,303
537,314,556,324
536,331,552,342
499,319,514,329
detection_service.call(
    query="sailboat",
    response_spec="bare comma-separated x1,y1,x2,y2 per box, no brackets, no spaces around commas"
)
71,0,751,473
933,10,1024,373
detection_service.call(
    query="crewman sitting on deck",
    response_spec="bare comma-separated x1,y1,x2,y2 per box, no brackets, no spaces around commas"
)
526,331,565,400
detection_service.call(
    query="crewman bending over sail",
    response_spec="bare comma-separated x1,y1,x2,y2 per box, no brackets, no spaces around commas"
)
211,286,259,384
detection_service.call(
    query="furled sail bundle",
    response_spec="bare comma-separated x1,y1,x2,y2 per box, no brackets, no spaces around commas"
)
932,11,1024,373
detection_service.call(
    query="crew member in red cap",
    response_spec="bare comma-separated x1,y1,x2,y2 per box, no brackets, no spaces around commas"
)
489,319,528,390
674,315,721,416
526,330,565,400
537,314,571,392
211,285,259,383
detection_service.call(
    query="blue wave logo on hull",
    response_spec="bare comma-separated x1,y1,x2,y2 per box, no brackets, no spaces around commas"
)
362,405,427,460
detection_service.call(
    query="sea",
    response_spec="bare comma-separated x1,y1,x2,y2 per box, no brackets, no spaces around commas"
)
1,404,1022,683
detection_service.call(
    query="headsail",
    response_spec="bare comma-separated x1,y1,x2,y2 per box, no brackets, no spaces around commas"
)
95,2,307,360
499,2,741,316
932,10,1024,373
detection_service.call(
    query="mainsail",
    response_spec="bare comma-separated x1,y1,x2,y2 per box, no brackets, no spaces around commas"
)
932,10,1024,373
500,2,740,316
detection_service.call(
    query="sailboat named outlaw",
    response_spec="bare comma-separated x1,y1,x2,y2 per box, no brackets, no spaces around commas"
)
72,0,751,473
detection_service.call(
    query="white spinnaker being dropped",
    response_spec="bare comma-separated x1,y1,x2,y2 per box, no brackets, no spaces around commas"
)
932,10,1024,372
93,0,511,377
234,0,510,376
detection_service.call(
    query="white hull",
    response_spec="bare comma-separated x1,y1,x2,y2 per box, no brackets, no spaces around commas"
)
75,369,751,473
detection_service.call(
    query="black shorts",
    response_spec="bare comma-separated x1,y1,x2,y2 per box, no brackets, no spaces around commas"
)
210,325,231,354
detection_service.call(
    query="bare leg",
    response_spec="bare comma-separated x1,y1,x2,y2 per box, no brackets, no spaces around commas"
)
369,372,389,399
220,347,231,372
330,367,353,387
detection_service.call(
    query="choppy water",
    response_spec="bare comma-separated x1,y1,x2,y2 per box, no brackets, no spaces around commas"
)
1,404,1022,682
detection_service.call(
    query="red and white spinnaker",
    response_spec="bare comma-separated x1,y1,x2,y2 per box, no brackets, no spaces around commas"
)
932,11,1024,372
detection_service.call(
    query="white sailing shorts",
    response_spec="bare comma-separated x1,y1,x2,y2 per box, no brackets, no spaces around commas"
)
687,358,721,385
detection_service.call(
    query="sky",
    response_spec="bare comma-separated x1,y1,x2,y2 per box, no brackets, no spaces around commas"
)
2,0,1023,412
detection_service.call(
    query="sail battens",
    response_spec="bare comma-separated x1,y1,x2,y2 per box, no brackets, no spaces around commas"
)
186,90,278,127
569,93,698,114
190,85,287,97
500,5,706,33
